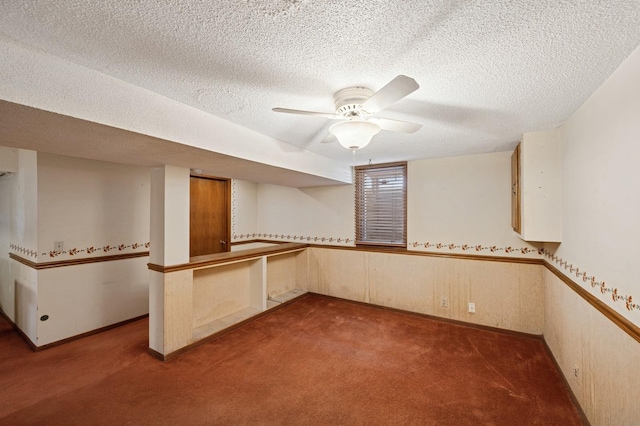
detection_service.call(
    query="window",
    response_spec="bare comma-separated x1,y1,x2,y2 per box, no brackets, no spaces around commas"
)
355,162,407,247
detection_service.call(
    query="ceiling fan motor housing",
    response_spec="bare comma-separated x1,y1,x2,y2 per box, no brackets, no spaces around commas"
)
334,87,374,117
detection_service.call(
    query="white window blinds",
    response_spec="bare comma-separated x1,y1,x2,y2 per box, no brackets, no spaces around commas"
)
355,162,407,247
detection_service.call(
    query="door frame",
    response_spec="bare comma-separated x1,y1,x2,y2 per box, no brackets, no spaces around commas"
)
189,174,231,256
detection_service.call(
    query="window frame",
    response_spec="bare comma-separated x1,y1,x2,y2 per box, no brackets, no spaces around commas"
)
354,161,407,248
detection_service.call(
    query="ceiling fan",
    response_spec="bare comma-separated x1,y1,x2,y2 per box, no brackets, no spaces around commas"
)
273,75,422,151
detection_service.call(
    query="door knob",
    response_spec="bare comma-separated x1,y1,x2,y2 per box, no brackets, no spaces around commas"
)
220,240,227,245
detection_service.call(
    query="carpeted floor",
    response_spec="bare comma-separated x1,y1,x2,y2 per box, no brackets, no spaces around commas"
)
0,294,584,425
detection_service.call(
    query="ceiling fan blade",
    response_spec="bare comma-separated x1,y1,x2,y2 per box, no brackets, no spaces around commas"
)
272,107,341,119
360,75,419,114
370,117,422,134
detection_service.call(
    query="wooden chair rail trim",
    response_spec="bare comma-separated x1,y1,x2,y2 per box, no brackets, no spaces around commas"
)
148,243,308,273
307,244,544,265
9,251,150,270
544,261,640,345
230,239,278,246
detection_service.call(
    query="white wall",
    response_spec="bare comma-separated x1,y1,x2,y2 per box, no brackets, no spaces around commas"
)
7,150,38,340
37,257,149,346
548,44,640,326
253,152,540,257
256,183,355,245
37,153,150,261
408,152,540,257
0,146,18,172
149,165,189,266
231,179,257,240
11,150,38,258
0,173,14,318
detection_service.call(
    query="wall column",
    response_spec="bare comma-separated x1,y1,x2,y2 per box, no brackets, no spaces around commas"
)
148,165,190,355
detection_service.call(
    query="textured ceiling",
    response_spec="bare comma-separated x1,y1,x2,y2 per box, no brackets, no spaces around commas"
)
1,0,640,166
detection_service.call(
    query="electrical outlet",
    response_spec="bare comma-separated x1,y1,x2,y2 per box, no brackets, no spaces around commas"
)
54,241,64,252
468,302,476,313
573,365,579,378
440,297,448,308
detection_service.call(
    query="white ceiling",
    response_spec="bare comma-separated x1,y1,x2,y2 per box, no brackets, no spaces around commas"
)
1,0,640,167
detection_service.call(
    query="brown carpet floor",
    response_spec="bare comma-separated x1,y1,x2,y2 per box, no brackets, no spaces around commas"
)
1,294,584,425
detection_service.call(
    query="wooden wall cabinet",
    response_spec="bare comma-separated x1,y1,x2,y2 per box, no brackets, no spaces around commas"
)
511,129,562,242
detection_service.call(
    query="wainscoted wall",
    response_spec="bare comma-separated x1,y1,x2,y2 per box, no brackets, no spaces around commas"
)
544,269,640,425
3,151,151,347
32,154,151,346
306,247,544,335
539,44,640,424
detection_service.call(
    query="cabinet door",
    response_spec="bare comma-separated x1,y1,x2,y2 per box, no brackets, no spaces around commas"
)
511,144,521,233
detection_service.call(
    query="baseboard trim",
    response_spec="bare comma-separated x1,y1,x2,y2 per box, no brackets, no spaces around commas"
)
150,292,310,362
34,314,149,351
308,292,544,341
544,261,640,345
0,307,148,352
0,306,37,351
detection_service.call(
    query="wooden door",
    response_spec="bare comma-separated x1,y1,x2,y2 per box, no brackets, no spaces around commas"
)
190,176,230,257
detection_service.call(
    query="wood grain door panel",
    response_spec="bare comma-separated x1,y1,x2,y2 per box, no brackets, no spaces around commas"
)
190,176,230,257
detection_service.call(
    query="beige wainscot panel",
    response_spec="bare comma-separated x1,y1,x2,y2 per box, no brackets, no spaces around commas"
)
148,270,164,354
162,269,193,354
543,269,640,425
457,259,543,334
192,262,253,329
307,248,368,303
295,249,308,292
368,254,543,334
267,252,301,298
368,252,436,315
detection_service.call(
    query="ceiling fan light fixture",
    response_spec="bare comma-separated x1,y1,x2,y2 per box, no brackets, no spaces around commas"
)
329,120,381,151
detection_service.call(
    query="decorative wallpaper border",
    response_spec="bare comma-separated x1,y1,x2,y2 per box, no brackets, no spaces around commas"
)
410,241,543,256
544,250,639,312
233,233,354,244
231,179,237,237
9,244,37,258
41,241,150,258
11,242,150,259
